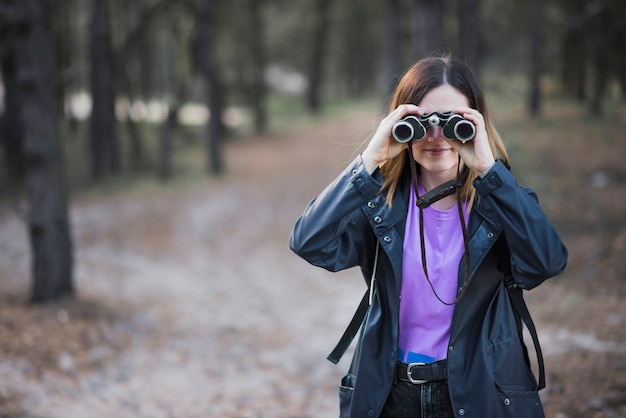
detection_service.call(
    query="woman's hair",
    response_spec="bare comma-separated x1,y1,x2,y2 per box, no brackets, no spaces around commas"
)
380,56,509,208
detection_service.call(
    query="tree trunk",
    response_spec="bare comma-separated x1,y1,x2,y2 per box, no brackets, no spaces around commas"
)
339,0,375,96
385,0,402,97
158,106,177,181
306,0,331,114
575,34,587,101
589,7,609,116
89,0,119,178
618,28,626,99
610,0,626,99
458,0,481,77
194,0,224,175
561,26,586,100
412,0,445,58
528,0,545,117
1,42,26,185
561,0,589,101
157,72,188,182
117,0,180,173
249,0,267,133
13,0,74,303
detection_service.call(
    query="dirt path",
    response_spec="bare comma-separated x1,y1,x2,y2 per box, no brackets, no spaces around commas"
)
1,108,625,417
0,110,379,418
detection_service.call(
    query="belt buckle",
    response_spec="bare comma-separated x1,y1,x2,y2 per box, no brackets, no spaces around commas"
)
407,362,428,384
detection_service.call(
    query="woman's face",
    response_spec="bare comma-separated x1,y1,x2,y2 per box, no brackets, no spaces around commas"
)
411,84,470,178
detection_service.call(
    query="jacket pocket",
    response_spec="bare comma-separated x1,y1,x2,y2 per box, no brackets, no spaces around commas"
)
486,334,537,389
495,384,545,418
339,373,356,418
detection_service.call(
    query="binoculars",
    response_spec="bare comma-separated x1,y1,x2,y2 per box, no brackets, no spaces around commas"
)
392,112,476,143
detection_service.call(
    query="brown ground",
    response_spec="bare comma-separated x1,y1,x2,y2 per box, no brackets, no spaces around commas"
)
1,105,625,418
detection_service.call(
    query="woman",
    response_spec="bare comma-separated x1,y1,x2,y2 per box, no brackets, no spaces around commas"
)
289,56,568,418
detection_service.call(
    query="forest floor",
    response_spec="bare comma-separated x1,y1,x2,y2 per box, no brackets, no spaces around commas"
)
0,102,626,418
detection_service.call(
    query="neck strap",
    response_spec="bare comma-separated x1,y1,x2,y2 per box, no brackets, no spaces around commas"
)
416,179,463,209
407,147,471,305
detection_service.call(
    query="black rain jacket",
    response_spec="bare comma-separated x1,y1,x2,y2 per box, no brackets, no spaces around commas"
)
290,157,568,418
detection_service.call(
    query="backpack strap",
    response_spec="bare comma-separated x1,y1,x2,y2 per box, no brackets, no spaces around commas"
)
327,242,379,364
327,290,369,364
499,241,546,390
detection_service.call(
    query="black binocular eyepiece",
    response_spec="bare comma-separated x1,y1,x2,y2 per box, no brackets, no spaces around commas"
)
392,112,475,143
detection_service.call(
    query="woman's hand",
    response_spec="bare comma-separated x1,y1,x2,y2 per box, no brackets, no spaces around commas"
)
448,107,496,178
361,104,421,174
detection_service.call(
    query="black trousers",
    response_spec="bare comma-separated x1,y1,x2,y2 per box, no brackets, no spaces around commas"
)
379,380,454,418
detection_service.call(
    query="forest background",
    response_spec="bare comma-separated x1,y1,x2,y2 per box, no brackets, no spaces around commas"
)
1,0,626,417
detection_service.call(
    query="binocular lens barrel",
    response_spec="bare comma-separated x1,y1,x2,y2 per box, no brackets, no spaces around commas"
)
452,120,475,142
391,115,426,143
392,121,415,143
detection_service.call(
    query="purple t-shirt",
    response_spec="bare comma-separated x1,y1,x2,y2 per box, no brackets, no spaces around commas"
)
398,184,470,363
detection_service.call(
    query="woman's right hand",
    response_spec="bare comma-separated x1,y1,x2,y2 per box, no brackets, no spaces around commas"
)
361,104,422,174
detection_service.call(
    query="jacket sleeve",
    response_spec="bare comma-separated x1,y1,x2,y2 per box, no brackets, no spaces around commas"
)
290,155,381,272
473,160,568,289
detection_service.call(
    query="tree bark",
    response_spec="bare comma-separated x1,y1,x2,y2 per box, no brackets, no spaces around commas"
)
412,0,445,58
117,0,179,173
306,0,331,114
575,34,588,101
194,0,224,175
589,6,609,116
385,0,402,97
1,41,26,184
561,23,587,101
157,106,177,181
458,0,481,77
528,0,545,117
248,0,267,133
89,0,119,178
338,0,376,96
13,0,74,302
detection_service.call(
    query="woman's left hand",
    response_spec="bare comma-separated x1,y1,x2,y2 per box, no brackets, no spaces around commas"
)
448,107,496,178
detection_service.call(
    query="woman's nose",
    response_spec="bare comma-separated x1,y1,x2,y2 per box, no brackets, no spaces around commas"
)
428,126,443,141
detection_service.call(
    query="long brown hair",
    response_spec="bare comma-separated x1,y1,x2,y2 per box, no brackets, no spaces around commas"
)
380,56,509,208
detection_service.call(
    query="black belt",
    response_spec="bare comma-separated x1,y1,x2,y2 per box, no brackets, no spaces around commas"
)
396,360,448,384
